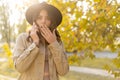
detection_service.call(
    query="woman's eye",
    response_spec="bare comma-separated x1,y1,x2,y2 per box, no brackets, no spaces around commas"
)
46,16,50,20
37,16,42,20
37,16,50,21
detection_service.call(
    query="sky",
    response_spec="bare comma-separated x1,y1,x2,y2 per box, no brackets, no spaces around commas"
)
7,0,47,26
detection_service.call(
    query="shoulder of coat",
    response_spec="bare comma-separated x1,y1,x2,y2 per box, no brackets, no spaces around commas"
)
19,32,28,38
17,32,28,40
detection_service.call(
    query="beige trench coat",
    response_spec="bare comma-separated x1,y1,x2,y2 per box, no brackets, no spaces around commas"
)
13,33,69,80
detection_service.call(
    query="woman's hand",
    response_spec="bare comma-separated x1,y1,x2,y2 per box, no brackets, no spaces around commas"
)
29,22,39,46
39,24,57,44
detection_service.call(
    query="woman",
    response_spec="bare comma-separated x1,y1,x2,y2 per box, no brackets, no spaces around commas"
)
13,2,69,80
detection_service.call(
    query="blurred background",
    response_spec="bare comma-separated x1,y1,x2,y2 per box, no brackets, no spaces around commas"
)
0,0,120,80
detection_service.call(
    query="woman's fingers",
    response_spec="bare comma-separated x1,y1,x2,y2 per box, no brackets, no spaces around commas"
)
39,24,57,43
39,24,52,37
31,22,39,33
29,22,40,42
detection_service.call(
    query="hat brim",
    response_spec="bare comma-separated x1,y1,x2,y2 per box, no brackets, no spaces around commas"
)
25,2,62,27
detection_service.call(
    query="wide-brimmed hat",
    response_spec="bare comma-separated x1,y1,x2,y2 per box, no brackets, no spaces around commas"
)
25,2,62,27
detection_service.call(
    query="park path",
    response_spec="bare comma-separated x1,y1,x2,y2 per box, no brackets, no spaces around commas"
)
70,66,114,77
0,66,115,80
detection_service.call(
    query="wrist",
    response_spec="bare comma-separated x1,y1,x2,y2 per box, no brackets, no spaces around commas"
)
33,41,39,48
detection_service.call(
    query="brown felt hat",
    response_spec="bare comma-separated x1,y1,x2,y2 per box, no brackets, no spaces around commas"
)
25,2,62,28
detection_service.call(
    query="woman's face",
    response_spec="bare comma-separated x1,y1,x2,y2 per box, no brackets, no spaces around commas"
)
36,9,51,28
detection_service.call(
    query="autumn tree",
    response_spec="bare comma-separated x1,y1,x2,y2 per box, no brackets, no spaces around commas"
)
47,0,120,55
0,1,12,47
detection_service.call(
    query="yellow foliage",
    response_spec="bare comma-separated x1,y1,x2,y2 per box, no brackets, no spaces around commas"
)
2,43,14,68
68,54,81,65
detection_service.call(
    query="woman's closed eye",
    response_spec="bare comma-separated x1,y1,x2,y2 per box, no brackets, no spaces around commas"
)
37,16,42,20
46,16,50,20
37,16,50,21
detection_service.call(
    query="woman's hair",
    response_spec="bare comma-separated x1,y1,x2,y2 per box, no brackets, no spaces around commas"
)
27,8,62,45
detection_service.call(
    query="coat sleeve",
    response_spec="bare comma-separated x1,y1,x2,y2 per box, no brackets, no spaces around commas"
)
48,41,69,76
13,33,39,73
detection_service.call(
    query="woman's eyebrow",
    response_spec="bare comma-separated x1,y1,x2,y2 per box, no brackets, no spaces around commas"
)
38,15,42,17
38,14,48,17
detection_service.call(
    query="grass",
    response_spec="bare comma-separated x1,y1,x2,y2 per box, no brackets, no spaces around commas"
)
0,71,116,80
60,71,116,80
